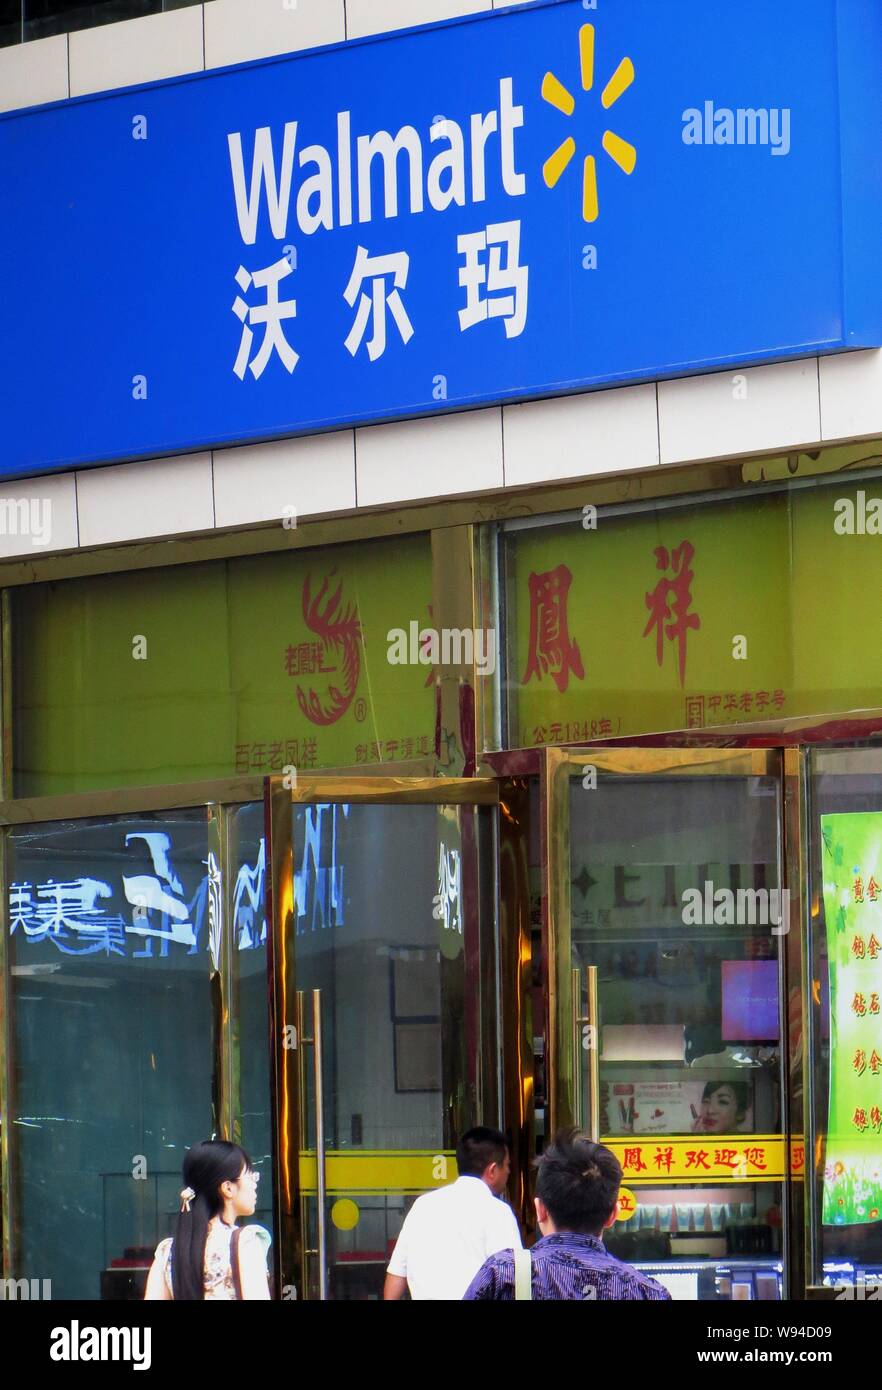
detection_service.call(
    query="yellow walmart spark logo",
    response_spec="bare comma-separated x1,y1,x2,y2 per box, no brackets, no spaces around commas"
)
541,23,636,222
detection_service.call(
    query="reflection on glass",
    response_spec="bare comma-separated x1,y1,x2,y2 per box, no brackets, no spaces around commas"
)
230,802,273,1237
500,471,882,752
7,810,212,1299
0,2,19,49
18,2,193,46
567,773,786,1300
13,533,434,797
291,800,492,1300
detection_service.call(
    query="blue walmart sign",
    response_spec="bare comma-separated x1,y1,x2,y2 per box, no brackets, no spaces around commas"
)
0,0,880,478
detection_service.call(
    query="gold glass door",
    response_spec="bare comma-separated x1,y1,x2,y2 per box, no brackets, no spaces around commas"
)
546,747,791,1302
265,776,501,1300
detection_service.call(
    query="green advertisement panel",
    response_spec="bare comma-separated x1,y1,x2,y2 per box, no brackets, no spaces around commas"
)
820,813,882,1227
14,534,434,795
509,481,882,745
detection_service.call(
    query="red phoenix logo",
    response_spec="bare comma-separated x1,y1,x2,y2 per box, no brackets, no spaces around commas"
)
285,572,362,726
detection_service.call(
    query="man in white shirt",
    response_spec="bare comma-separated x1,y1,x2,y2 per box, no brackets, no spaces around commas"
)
383,1127,522,1300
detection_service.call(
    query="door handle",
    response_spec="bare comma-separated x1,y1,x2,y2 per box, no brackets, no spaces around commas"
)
296,988,329,1300
572,965,600,1140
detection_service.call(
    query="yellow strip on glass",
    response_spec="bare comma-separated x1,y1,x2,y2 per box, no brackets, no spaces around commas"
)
300,1149,457,1194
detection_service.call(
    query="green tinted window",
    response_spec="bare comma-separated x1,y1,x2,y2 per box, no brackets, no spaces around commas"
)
13,534,433,796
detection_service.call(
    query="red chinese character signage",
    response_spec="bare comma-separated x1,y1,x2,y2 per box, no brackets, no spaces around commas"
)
642,541,700,687
522,564,585,694
603,1135,786,1183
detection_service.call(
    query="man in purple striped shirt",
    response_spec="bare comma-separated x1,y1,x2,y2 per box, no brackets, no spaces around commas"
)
463,1130,671,1301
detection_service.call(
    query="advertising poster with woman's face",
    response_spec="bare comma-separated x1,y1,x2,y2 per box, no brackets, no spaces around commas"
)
692,1081,751,1134
609,1079,753,1134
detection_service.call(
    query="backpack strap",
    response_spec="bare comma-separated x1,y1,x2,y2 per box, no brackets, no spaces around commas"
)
231,1226,243,1301
514,1248,532,1302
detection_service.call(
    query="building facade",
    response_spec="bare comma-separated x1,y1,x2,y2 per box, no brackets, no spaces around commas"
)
1,0,882,1302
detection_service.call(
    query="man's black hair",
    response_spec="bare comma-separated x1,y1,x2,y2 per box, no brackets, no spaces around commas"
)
456,1126,509,1178
535,1129,621,1235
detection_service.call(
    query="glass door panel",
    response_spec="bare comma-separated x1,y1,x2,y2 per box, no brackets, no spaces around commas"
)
227,800,274,1229
805,747,882,1295
5,808,214,1299
266,778,501,1300
547,748,789,1301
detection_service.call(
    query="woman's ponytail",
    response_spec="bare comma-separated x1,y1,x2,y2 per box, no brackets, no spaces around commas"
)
169,1139,253,1300
171,1188,213,1301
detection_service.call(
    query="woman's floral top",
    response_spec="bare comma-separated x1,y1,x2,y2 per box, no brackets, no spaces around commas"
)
154,1219,271,1300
